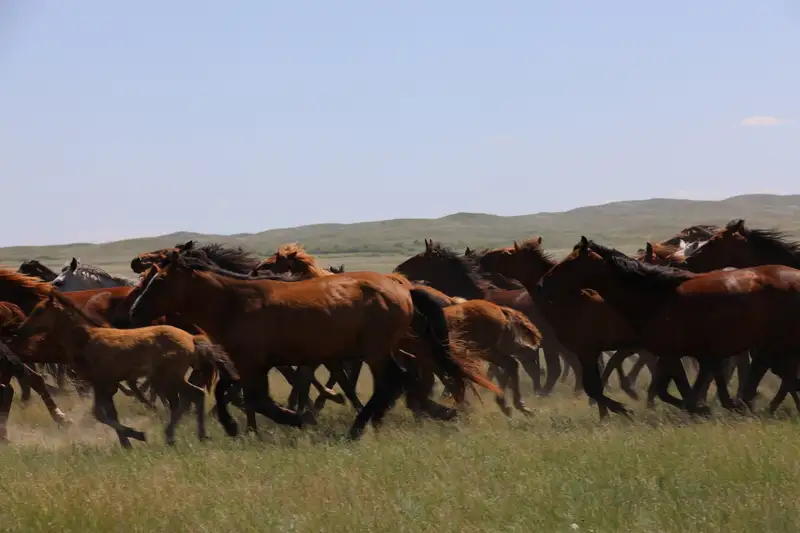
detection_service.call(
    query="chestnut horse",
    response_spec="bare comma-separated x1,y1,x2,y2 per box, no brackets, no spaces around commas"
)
17,292,238,448
129,248,500,439
394,240,578,396
254,244,541,417
126,241,347,410
538,237,800,415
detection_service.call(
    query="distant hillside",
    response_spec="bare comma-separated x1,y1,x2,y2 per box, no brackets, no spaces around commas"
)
2,194,800,269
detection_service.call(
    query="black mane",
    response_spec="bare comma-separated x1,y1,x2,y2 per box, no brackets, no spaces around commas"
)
194,242,262,274
585,241,695,288
425,243,493,290
732,220,800,263
175,250,304,282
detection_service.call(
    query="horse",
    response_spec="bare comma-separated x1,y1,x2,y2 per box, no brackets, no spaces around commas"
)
476,237,702,417
17,260,58,282
537,237,800,415
253,243,542,417
127,241,347,410
683,219,800,274
16,291,239,448
52,257,136,292
327,264,346,274
129,248,501,440
0,335,26,441
394,239,578,397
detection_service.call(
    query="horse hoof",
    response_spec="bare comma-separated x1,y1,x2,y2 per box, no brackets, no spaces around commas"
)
130,431,147,442
301,411,318,426
691,406,712,417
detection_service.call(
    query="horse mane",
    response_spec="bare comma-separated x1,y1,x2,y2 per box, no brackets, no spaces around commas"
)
425,242,494,290
193,242,262,274
660,225,720,247
18,259,58,279
174,250,305,282
732,220,800,261
63,261,136,286
585,241,695,288
0,268,55,299
517,238,558,267
270,243,332,277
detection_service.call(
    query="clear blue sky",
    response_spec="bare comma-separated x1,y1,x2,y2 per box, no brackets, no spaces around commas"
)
2,1,798,246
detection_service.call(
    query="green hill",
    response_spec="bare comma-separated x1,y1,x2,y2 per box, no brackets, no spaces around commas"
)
2,194,799,272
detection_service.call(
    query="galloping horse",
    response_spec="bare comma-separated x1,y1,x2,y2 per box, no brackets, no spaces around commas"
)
17,260,58,282
52,257,136,292
254,243,542,417
129,248,500,439
17,292,239,448
394,240,576,396
538,237,800,415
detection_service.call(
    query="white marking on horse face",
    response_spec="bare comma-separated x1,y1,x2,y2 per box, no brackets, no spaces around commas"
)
130,270,161,316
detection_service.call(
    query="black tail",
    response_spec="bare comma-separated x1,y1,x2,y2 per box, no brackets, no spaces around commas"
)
409,288,465,394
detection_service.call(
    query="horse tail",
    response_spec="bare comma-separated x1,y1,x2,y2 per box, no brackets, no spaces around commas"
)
192,336,240,393
500,307,542,350
409,288,501,402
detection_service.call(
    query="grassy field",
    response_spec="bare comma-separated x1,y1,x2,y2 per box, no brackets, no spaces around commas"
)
4,198,800,532
2,367,798,533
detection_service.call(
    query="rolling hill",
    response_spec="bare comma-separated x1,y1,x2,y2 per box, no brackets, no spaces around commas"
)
2,194,799,271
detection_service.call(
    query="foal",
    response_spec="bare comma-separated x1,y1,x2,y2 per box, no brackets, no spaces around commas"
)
17,292,239,448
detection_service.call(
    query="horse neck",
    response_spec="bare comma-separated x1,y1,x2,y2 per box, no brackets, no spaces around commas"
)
39,312,93,353
744,248,800,270
172,273,246,339
0,282,47,314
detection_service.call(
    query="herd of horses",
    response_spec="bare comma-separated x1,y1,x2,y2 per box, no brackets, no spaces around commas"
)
1,218,799,449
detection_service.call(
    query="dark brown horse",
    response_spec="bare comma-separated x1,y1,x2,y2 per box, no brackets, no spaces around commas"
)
538,237,800,415
476,238,697,416
17,260,58,282
394,240,578,396
129,248,500,439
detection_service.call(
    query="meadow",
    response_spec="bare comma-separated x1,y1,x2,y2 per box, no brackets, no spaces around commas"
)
2,367,799,533
4,197,800,533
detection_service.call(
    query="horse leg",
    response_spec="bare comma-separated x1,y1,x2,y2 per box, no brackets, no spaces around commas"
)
735,351,752,401
740,353,771,411
539,341,562,396
17,373,32,403
0,381,13,442
712,359,745,412
651,358,688,409
91,389,145,449
406,366,458,421
515,346,542,396
578,351,632,418
122,379,157,410
20,364,71,426
601,349,639,400
249,370,305,430
684,360,714,416
212,372,238,437
506,355,534,416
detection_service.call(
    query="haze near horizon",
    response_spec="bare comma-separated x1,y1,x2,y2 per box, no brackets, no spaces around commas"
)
2,1,798,247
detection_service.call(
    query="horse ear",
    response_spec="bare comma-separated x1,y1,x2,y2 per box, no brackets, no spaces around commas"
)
578,236,590,254
424,239,432,252
69,257,78,272
536,236,542,246
287,251,298,259
645,242,654,261
465,247,472,256
184,240,195,250
731,219,745,234
513,241,520,251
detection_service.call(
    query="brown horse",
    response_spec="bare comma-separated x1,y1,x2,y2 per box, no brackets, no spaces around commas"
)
130,240,346,407
254,244,541,417
538,237,800,415
17,291,239,448
17,260,58,282
476,238,698,417
129,248,500,440
395,240,578,396
683,219,800,273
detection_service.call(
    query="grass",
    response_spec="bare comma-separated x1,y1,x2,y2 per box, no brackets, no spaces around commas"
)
2,367,799,533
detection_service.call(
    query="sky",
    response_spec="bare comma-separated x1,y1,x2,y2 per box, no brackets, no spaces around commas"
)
1,1,799,246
